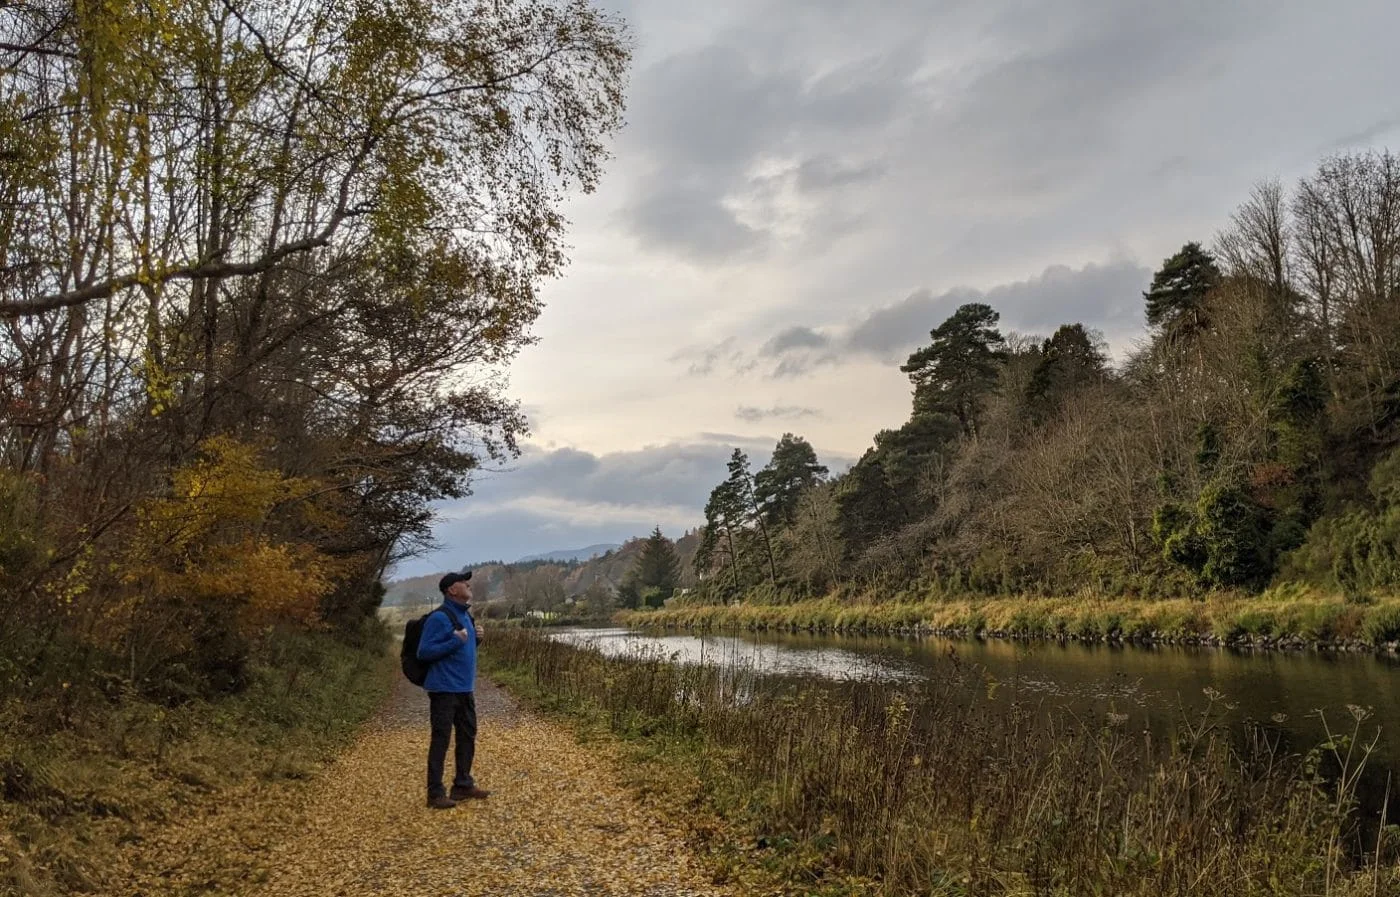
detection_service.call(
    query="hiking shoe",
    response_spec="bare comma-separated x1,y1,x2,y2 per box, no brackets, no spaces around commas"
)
426,794,458,810
450,785,491,800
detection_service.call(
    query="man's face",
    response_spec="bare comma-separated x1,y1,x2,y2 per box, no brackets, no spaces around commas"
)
449,579,473,602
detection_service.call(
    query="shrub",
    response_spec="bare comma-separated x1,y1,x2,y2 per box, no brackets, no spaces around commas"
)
1362,604,1400,645
1299,603,1344,642
0,470,45,583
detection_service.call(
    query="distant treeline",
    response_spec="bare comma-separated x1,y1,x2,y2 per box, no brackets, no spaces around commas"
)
692,150,1400,603
385,531,702,619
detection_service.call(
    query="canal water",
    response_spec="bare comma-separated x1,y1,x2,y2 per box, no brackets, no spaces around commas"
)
548,626,1400,778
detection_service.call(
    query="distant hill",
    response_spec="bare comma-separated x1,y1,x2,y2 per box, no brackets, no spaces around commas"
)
379,564,512,608
379,532,701,608
515,543,622,564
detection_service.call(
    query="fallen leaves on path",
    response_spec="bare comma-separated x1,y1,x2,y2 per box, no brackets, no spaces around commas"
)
120,676,734,897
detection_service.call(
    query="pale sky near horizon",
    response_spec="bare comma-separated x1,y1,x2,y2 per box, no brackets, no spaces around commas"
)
395,0,1400,577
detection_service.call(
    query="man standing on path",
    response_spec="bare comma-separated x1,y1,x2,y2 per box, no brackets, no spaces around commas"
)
418,571,491,810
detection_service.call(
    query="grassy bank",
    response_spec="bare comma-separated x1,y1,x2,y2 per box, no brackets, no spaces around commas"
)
483,627,1398,896
0,629,393,896
620,590,1400,650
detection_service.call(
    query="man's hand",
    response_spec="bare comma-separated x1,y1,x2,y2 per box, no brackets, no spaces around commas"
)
453,628,470,642
475,624,484,643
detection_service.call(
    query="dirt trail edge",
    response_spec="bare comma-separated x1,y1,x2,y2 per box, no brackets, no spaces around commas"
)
222,674,732,897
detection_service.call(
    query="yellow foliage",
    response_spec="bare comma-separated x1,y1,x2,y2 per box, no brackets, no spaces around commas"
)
117,437,339,636
138,436,315,552
187,539,330,629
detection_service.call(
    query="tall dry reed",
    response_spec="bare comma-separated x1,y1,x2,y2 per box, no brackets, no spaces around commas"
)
486,629,1399,896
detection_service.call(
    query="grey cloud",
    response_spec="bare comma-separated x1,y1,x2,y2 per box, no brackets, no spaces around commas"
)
672,336,756,377
467,437,785,512
619,32,924,263
985,261,1151,335
395,434,858,572
846,261,1151,362
770,352,839,379
618,45,796,263
795,156,888,192
617,0,1278,269
626,44,800,171
694,431,781,447
921,3,1261,195
846,286,979,359
761,326,830,356
1330,118,1400,151
704,259,1151,377
797,42,924,132
1150,155,1194,178
735,404,822,422
626,181,769,263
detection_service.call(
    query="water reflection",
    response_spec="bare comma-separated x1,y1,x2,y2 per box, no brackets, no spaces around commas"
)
547,625,1400,771
548,627,921,683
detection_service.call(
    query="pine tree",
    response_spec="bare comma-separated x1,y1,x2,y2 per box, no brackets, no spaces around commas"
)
754,433,828,527
1023,323,1109,422
900,303,1007,437
727,449,778,586
696,477,746,591
1144,242,1222,337
634,526,681,605
836,453,908,561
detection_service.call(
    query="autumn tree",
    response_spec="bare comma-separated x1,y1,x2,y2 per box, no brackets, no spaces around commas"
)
1292,151,1400,439
0,0,629,702
504,566,567,613
779,482,843,593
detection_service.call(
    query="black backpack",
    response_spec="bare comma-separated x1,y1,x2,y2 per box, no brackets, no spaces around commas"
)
400,607,473,686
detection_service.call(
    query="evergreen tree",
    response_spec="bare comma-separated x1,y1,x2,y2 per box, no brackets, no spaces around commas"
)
615,572,643,610
871,411,959,505
696,477,746,591
1023,324,1109,422
727,449,778,585
1144,242,1222,337
754,433,828,527
634,526,681,603
901,303,1007,437
836,453,908,561
1263,358,1329,551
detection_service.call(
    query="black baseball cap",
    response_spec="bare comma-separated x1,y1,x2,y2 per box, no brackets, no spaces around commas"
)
438,570,473,593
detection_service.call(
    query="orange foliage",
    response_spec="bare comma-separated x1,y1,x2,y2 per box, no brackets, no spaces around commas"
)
114,437,340,636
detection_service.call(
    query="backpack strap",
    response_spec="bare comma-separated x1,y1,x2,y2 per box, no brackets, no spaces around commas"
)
438,604,467,632
440,603,481,646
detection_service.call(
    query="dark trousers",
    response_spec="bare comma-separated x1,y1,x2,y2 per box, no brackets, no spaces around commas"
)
427,691,477,798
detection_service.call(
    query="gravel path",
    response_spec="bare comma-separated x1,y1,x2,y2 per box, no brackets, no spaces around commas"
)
232,675,732,897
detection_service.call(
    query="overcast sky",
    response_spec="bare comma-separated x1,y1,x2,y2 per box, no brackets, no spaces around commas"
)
395,0,1400,575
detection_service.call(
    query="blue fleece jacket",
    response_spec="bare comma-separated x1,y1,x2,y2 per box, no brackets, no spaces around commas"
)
416,600,478,693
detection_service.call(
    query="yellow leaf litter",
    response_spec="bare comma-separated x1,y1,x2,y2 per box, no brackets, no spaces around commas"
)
114,677,735,897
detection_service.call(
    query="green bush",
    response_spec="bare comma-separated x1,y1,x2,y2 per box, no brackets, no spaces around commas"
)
1299,603,1344,642
1283,446,1400,594
1196,479,1271,589
1362,604,1400,645
0,471,45,581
